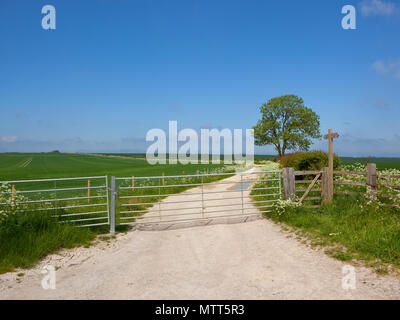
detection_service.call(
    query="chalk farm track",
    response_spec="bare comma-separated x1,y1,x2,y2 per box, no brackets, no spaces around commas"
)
1,171,400,299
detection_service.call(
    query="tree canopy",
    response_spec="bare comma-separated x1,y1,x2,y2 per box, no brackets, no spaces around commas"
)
253,95,321,156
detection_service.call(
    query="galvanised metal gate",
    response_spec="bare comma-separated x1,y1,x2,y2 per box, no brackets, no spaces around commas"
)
0,170,281,232
110,170,281,232
0,176,110,227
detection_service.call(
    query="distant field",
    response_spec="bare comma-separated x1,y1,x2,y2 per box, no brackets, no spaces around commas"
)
254,155,400,170
340,157,400,170
1,153,399,181
0,153,225,181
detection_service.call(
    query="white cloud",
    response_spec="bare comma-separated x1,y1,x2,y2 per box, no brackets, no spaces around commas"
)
1,136,18,143
360,0,396,16
371,58,400,78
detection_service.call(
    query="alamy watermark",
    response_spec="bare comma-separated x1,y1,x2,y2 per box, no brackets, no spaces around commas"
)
146,121,254,165
341,265,356,290
41,5,56,30
41,265,56,290
40,4,357,31
342,5,356,30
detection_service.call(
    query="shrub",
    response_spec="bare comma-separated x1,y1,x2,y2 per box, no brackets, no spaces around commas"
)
278,151,340,170
273,199,302,216
0,183,29,223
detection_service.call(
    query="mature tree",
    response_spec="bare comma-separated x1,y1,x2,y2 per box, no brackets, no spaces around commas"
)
253,95,321,156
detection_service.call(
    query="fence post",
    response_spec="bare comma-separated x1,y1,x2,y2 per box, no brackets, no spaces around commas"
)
11,184,16,202
282,167,295,201
322,167,330,202
367,163,377,200
110,176,116,235
88,179,91,203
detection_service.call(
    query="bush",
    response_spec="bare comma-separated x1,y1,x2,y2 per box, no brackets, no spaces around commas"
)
278,151,340,170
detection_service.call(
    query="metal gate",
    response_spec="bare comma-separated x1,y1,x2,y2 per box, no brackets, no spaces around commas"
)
110,170,281,232
0,176,110,227
1,170,281,232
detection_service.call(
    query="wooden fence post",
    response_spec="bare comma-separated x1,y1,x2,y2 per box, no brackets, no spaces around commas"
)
367,163,377,200
321,167,330,202
132,176,135,192
282,167,295,201
11,185,16,202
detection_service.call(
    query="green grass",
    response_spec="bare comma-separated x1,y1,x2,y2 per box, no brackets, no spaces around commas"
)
0,204,131,274
0,210,97,273
267,195,400,268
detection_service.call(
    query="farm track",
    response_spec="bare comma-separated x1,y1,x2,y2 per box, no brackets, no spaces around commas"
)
18,158,32,168
1,167,400,299
132,166,262,226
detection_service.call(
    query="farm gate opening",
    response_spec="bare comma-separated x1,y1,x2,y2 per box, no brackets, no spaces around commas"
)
110,170,281,232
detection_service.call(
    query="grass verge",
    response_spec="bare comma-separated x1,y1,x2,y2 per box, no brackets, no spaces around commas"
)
0,210,127,274
251,163,400,272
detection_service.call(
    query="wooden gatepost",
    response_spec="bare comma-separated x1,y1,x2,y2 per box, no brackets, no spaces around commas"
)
282,128,340,205
282,167,295,201
323,129,339,203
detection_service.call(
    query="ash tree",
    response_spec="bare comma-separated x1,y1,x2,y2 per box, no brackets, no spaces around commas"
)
253,95,321,157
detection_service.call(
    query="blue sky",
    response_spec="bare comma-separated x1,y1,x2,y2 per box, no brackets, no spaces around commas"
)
0,0,399,156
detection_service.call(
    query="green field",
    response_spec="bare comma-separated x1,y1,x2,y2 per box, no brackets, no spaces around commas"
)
340,157,400,170
0,152,226,181
254,155,400,170
1,153,399,181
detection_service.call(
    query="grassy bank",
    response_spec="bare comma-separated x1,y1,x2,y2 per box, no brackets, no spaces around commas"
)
261,195,400,271
252,161,400,272
0,210,107,274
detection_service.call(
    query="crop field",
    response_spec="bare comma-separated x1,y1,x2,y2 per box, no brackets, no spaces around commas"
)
0,152,227,181
340,157,400,170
